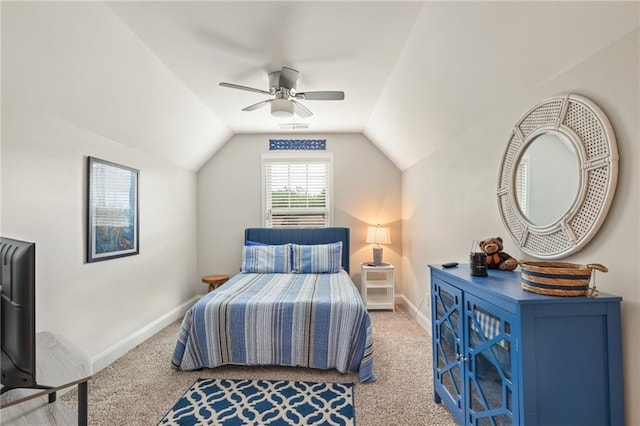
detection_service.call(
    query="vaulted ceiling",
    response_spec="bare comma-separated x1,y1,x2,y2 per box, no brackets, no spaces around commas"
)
3,2,638,171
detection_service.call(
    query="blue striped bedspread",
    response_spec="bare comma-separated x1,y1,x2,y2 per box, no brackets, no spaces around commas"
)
171,271,376,383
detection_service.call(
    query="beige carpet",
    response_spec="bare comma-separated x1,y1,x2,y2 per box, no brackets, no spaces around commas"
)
64,309,456,425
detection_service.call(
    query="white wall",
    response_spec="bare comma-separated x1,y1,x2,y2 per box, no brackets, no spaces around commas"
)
1,102,199,371
1,1,213,372
197,133,402,292
402,29,640,424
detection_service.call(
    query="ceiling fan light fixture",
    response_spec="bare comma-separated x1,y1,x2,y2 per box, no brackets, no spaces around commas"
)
271,99,294,118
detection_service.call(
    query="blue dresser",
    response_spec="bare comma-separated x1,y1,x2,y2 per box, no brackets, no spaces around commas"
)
429,264,624,425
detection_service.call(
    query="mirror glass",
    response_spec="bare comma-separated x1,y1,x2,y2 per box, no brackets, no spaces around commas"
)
514,132,579,226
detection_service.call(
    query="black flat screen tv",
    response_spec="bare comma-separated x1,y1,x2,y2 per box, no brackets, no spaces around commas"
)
1,237,37,393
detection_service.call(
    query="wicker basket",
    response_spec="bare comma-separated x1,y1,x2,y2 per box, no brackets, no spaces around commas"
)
519,261,607,297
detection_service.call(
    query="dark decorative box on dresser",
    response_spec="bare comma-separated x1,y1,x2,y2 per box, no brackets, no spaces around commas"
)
429,264,624,426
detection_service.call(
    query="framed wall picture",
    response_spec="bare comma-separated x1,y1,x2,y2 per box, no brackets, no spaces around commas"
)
87,156,139,262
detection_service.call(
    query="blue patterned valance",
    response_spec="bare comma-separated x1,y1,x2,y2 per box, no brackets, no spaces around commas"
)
269,139,326,151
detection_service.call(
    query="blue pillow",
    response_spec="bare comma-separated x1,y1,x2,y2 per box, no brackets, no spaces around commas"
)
245,240,267,246
241,244,291,273
291,242,343,274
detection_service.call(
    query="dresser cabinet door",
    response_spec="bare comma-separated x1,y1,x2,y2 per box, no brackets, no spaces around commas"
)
430,265,623,426
464,293,518,426
432,278,465,423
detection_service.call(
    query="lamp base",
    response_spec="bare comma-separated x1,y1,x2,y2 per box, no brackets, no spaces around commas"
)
372,247,383,266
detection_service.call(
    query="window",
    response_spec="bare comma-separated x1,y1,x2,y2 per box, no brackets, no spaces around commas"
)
515,157,529,216
262,153,333,228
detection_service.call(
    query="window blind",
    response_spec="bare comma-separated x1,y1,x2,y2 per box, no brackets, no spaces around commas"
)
264,161,330,228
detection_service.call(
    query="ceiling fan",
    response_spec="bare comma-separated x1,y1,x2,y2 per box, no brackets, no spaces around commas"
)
219,66,344,118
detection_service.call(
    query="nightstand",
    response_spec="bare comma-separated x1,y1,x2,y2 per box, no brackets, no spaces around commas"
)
202,274,229,292
361,263,395,311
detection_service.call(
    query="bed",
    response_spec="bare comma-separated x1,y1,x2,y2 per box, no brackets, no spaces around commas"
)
171,227,376,383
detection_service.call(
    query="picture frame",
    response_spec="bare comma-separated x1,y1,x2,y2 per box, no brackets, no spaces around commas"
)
87,156,139,263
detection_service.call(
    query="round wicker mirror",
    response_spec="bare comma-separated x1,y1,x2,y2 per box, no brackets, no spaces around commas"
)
497,93,618,259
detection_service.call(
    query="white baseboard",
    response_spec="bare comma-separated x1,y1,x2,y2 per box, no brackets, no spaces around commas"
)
90,296,200,373
397,293,431,336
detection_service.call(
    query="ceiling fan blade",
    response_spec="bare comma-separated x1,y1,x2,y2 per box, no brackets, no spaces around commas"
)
219,82,271,95
291,100,313,118
242,99,273,111
279,66,299,90
296,91,345,101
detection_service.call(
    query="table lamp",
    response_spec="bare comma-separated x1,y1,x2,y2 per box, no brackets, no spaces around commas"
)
366,225,391,266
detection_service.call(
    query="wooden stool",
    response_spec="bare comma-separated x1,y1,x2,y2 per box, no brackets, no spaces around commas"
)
202,274,229,292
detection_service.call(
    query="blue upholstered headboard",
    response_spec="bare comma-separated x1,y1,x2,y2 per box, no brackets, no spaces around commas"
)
244,227,350,273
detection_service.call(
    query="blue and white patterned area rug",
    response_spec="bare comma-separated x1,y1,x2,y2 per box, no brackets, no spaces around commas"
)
158,378,355,426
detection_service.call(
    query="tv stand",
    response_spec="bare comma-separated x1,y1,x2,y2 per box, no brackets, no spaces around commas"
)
0,351,55,400
0,383,55,402
0,332,91,425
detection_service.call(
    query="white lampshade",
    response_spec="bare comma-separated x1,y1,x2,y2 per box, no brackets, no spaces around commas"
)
271,99,294,118
365,226,391,245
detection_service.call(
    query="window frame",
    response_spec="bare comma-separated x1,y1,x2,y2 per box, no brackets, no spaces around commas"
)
261,152,334,228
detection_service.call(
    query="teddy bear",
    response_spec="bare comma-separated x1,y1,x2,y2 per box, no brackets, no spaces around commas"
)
479,237,518,271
